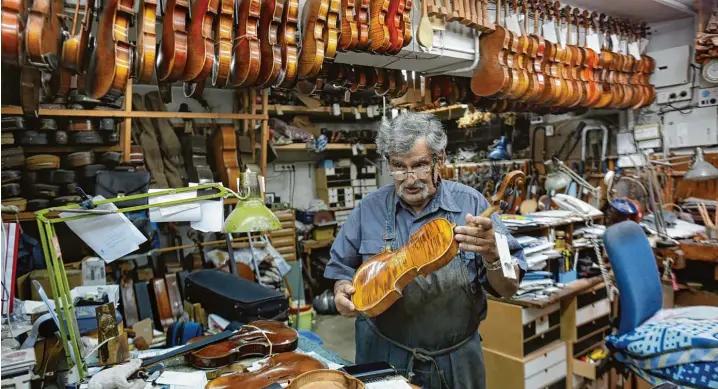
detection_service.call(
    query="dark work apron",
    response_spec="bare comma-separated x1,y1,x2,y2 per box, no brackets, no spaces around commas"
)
354,190,486,389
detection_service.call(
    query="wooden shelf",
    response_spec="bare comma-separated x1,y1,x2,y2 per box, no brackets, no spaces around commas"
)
21,145,122,153
268,105,369,116
1,106,266,120
274,143,376,151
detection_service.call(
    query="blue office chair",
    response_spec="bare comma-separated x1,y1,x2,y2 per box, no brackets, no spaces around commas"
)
603,221,718,389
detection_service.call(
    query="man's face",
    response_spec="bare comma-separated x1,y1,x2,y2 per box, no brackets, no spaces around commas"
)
388,139,441,208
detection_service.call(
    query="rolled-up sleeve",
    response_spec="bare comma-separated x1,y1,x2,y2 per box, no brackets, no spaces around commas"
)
324,204,363,281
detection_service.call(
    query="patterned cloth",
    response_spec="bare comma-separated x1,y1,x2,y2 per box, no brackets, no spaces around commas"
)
606,307,718,388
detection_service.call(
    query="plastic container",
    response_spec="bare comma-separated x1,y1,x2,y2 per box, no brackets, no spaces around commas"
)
288,304,314,331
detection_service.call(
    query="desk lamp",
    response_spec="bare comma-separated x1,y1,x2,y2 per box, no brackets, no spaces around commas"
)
652,147,718,181
223,169,281,279
543,158,601,208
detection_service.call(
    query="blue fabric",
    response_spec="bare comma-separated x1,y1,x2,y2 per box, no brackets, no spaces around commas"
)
324,180,527,314
605,310,718,388
603,221,662,335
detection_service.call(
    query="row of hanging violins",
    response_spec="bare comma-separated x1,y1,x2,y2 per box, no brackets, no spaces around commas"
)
470,0,657,112
298,63,409,99
0,0,414,109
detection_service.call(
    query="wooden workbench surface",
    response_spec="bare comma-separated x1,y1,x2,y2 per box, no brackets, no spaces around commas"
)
488,276,604,309
678,240,718,262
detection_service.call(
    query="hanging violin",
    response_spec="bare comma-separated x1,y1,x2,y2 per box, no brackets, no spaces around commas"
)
156,0,190,82
338,0,359,51
86,0,135,101
232,0,262,86
25,0,63,70
1,0,24,66
135,0,158,83
181,0,219,97
213,0,234,87
61,0,96,74
352,171,526,317
257,0,285,86
186,320,298,369
298,0,328,78
276,0,299,88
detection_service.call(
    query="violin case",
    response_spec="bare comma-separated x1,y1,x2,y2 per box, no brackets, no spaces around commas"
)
184,269,289,323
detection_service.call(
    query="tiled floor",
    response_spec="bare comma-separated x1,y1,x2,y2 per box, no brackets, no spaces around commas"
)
313,314,356,363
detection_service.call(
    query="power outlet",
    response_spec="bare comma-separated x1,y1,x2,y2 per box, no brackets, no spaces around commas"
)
274,164,295,172
545,125,554,136
656,85,693,104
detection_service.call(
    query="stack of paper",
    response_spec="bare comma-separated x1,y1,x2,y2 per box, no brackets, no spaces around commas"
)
516,236,558,270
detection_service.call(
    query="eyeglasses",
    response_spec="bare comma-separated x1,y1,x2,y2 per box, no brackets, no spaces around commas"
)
389,165,433,181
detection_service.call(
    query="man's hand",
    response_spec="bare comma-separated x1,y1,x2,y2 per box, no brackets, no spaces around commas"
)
334,280,358,317
454,214,499,263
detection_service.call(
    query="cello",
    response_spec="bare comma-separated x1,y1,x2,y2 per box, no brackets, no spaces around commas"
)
213,0,234,87
135,0,157,83
352,170,526,317
276,0,299,88
86,0,135,101
1,0,24,66
186,320,298,369
257,0,285,86
232,0,262,86
181,0,219,96
205,352,327,389
156,0,190,82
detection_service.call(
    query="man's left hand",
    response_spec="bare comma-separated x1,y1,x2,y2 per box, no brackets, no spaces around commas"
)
454,214,499,262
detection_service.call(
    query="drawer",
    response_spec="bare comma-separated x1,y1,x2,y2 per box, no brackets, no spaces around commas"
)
576,299,610,327
577,287,608,309
525,359,566,389
576,315,610,340
573,358,599,380
525,326,562,356
525,342,567,378
276,246,295,255
522,304,560,325
282,253,296,261
574,331,607,357
270,236,295,247
524,310,561,339
269,228,294,238
274,211,294,222
281,220,294,229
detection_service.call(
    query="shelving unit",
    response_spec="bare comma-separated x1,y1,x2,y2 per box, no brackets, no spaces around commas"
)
268,105,369,116
274,143,376,151
1,81,271,176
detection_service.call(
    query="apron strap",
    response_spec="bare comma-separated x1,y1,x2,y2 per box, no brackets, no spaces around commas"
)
383,188,397,251
361,314,474,389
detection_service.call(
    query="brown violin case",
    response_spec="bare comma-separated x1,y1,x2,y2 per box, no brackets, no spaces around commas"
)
184,269,289,323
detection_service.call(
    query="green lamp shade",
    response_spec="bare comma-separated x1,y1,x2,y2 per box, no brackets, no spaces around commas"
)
224,198,281,233
684,148,718,181
545,172,571,192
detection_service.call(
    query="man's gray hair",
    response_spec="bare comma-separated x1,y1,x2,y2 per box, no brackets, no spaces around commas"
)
376,112,447,157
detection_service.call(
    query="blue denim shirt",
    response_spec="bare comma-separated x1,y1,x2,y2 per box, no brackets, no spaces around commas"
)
324,180,527,316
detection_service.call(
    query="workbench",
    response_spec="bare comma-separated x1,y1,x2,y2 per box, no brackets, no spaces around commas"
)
482,277,611,389
654,239,718,307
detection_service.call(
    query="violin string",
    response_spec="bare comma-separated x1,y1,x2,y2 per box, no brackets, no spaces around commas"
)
244,325,273,356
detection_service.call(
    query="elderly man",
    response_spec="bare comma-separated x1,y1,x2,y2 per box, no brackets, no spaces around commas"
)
324,112,526,389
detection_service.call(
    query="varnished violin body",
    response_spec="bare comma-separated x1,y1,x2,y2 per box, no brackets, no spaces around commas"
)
181,0,219,96
135,0,157,83
258,0,285,86
352,218,459,317
1,0,24,66
368,0,390,52
354,0,371,51
298,0,328,78
277,0,299,87
324,0,341,60
205,352,327,389
156,0,189,82
61,0,95,73
339,0,359,51
471,0,511,97
211,126,241,192
232,0,262,86
186,320,298,369
25,0,63,70
86,0,135,101
386,0,406,54
212,0,234,87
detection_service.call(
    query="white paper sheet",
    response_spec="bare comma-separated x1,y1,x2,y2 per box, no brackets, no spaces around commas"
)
148,189,202,222
61,197,147,262
189,183,225,232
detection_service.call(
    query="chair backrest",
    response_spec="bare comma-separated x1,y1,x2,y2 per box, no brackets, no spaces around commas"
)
603,221,662,335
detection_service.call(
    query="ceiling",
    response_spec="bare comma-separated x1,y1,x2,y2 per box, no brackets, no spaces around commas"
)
561,0,696,23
